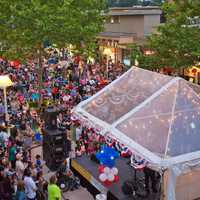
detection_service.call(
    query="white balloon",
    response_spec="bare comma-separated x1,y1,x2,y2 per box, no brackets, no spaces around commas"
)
111,167,118,175
108,174,115,182
60,183,65,189
99,173,107,182
104,167,110,175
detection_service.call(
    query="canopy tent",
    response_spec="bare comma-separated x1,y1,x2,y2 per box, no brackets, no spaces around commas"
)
73,67,200,200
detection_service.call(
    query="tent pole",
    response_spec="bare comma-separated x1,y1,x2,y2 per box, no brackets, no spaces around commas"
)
160,169,166,200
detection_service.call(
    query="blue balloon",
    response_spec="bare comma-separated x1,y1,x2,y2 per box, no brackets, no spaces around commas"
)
96,146,119,168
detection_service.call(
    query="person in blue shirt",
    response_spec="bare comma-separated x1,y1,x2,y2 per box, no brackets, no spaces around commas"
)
35,155,42,172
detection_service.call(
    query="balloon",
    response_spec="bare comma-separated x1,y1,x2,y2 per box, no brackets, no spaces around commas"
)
98,165,105,173
111,167,118,175
114,175,119,182
108,174,115,182
96,146,120,168
110,156,114,160
99,173,107,182
104,167,110,175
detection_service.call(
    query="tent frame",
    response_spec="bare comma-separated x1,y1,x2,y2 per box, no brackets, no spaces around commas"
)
74,67,200,200
74,68,200,170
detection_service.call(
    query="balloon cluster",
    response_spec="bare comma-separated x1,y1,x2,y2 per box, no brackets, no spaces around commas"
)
96,146,119,186
98,166,119,186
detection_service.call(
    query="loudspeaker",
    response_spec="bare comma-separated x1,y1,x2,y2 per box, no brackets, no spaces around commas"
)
122,180,134,195
44,107,58,130
43,129,71,171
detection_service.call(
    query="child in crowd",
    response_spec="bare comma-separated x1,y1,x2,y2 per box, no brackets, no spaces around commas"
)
35,154,43,172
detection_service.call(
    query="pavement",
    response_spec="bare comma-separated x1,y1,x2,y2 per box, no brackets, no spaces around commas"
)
30,144,94,200
62,187,94,200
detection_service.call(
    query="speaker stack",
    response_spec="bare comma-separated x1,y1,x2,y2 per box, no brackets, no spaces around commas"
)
42,107,71,171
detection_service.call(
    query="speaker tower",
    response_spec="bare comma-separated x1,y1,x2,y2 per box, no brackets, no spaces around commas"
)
42,107,71,171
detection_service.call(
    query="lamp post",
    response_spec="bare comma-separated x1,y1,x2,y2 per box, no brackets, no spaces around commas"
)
103,48,112,79
0,75,13,135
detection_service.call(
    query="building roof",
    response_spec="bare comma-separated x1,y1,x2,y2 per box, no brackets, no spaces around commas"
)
105,6,162,16
98,32,146,45
98,31,136,38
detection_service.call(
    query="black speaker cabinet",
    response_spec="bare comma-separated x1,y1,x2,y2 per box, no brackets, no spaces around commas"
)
44,107,58,130
42,129,71,171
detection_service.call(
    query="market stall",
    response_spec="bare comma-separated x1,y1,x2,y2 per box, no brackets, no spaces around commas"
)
73,67,200,200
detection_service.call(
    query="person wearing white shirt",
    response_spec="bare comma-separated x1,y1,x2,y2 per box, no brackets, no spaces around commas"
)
15,154,25,180
24,170,37,200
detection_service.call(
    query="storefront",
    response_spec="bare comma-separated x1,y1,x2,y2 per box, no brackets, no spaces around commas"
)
98,38,120,64
97,32,137,65
184,66,200,84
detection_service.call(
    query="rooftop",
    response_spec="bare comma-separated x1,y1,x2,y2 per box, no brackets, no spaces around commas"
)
105,6,162,16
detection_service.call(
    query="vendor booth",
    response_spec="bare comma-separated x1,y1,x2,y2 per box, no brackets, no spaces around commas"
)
73,67,200,200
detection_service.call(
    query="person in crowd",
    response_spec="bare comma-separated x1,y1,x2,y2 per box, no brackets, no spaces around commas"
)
9,141,17,169
35,154,42,173
35,171,46,200
48,175,62,200
15,180,26,200
24,169,37,200
15,153,25,180
2,171,15,200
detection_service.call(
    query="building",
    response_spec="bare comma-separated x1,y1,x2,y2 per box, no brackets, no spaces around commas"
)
98,6,162,65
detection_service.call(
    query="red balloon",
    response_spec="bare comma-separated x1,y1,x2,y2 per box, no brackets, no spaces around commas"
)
104,180,112,186
114,175,119,182
98,165,105,173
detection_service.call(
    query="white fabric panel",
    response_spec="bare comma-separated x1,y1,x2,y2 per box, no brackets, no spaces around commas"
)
83,67,173,124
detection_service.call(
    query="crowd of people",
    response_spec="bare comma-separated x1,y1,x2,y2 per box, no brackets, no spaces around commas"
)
0,50,125,200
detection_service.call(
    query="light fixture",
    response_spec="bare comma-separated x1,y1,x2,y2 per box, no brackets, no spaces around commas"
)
0,75,13,88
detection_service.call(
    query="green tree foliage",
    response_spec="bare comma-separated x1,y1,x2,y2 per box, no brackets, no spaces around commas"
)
142,0,200,69
0,0,106,60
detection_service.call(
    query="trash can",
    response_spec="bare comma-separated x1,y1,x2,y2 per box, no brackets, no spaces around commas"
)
96,193,107,200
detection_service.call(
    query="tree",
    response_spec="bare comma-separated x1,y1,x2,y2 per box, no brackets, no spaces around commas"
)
0,0,105,89
142,0,200,70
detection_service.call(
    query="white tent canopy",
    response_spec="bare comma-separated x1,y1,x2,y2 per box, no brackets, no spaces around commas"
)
74,67,200,167
73,67,200,200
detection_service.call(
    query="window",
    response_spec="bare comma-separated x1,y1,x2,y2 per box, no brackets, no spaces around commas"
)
110,16,120,24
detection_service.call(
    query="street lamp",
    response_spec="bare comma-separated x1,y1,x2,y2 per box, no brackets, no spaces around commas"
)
0,75,13,135
103,48,112,79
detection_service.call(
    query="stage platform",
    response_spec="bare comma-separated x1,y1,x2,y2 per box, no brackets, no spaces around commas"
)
71,155,160,200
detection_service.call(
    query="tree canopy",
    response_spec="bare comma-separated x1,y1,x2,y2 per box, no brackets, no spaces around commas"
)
0,0,106,60
139,0,200,69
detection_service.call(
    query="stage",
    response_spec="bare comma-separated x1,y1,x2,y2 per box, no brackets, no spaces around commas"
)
71,155,160,200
